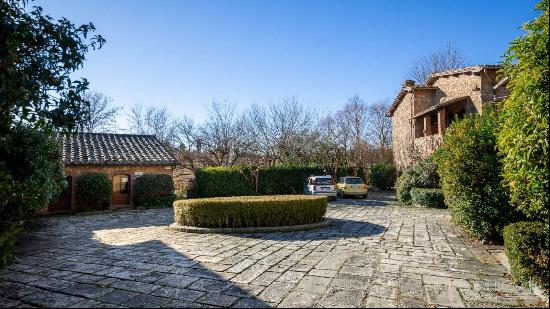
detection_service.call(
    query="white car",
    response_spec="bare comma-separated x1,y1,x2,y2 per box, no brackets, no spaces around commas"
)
304,175,337,200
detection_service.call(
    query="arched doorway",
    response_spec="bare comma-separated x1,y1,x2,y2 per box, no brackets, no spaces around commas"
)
112,174,130,206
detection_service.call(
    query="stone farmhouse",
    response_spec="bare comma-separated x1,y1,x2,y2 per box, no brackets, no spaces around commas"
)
386,65,510,171
48,133,179,213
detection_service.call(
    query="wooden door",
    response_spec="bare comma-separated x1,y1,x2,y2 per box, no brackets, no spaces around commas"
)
112,174,130,205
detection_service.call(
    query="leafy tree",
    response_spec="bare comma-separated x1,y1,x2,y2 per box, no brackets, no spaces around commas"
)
497,0,548,221
1,126,65,267
0,0,103,268
0,0,105,134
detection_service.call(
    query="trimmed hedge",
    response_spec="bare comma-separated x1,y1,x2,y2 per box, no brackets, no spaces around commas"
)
195,166,252,197
410,188,445,208
75,173,112,211
396,157,440,204
503,221,549,289
257,166,323,195
173,195,327,228
195,165,323,197
194,165,371,198
134,174,175,208
434,112,517,240
368,163,397,190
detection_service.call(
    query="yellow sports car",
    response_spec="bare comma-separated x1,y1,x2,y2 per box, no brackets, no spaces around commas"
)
336,176,368,198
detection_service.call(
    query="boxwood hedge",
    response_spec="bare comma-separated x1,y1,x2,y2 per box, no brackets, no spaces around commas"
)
396,157,440,204
195,166,252,197
75,173,112,211
410,188,445,208
134,174,175,208
173,195,327,228
503,221,549,289
195,165,324,197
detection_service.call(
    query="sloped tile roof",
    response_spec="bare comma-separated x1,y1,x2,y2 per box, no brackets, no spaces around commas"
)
387,65,501,117
61,133,179,166
424,65,501,86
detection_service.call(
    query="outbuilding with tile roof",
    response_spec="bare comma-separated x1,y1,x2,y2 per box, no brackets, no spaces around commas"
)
48,133,179,212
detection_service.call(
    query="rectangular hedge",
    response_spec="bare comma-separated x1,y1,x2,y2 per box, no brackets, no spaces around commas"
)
195,166,323,197
173,195,327,228
195,166,253,197
194,165,367,198
257,166,323,195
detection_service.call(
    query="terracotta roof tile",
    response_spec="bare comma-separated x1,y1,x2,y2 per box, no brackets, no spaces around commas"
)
61,133,179,166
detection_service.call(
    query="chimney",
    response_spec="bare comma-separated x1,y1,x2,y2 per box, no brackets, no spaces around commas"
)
402,80,416,88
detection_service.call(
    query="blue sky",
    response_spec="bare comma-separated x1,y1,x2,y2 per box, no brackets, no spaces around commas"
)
37,0,539,128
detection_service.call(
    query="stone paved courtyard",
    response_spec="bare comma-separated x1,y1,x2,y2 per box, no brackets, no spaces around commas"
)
0,192,545,308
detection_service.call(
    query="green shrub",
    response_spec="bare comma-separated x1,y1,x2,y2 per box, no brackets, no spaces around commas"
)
410,188,445,208
368,163,397,190
396,157,440,204
434,112,517,240
75,173,112,211
257,166,323,195
195,166,252,197
1,126,65,268
173,195,327,228
497,0,548,222
396,172,416,204
134,174,175,208
503,221,549,289
195,165,325,197
333,166,366,182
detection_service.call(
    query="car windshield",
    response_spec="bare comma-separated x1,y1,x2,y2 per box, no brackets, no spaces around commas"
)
316,178,333,185
345,178,363,184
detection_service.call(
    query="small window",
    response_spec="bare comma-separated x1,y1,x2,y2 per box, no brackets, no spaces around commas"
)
316,178,333,185
345,177,363,184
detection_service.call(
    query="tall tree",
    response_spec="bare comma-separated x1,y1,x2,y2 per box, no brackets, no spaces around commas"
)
79,91,121,133
497,0,548,221
367,99,392,150
0,0,104,134
246,97,317,165
406,42,469,84
197,100,251,166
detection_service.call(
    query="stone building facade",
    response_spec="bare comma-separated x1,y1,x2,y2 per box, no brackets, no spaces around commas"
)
386,65,510,171
48,133,179,213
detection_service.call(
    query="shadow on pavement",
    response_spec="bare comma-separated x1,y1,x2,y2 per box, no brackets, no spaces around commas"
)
1,210,271,308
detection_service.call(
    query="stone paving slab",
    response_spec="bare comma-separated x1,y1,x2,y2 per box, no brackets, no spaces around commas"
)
0,191,546,308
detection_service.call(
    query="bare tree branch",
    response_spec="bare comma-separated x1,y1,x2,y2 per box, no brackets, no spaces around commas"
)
406,42,470,84
79,91,121,133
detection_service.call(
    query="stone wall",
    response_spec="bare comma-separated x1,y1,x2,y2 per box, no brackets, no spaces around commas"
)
431,73,483,113
391,68,506,172
57,165,174,212
392,92,413,171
